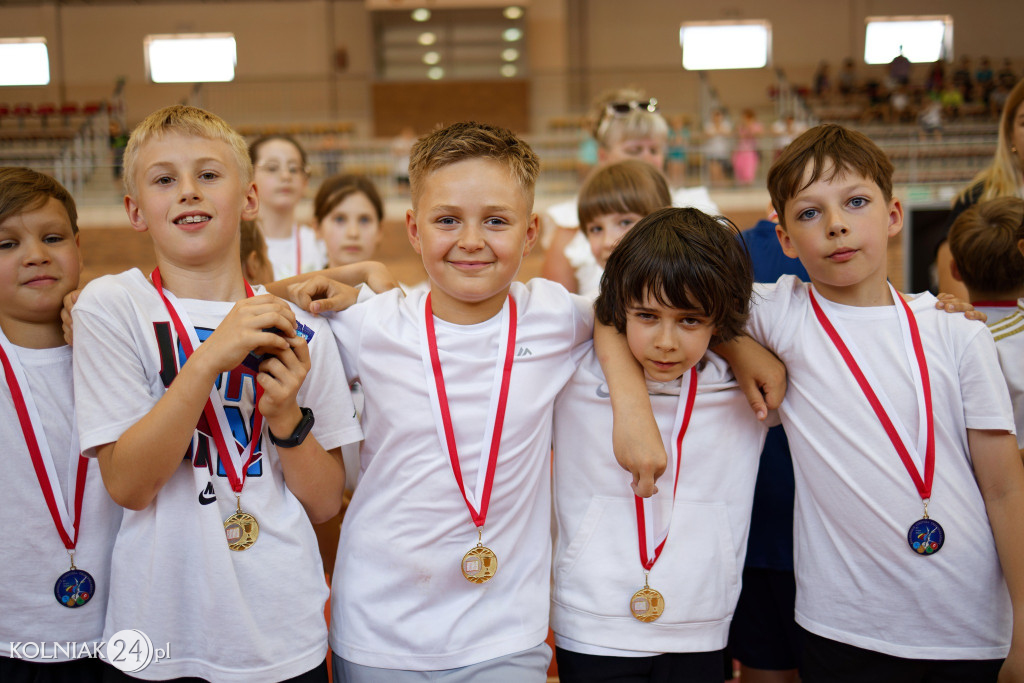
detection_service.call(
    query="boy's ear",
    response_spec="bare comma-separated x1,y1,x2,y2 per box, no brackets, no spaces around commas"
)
775,223,799,259
522,213,540,257
406,209,423,255
241,182,259,221
887,197,904,238
1018,238,1024,259
949,258,963,283
124,195,148,234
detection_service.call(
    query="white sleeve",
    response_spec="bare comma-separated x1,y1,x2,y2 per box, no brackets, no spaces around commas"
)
568,291,596,366
296,314,364,450
72,285,158,457
959,326,1016,434
324,293,375,385
745,277,800,355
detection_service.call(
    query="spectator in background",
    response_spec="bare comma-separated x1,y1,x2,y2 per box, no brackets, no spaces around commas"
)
976,57,996,105
732,109,764,186
838,58,858,101
926,61,946,95
889,46,911,86
813,61,831,99
704,108,733,185
998,59,1018,89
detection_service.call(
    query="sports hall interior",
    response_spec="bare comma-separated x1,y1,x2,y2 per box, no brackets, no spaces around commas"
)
3,0,1020,294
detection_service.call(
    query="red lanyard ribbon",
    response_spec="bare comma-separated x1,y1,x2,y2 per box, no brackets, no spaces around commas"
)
151,268,264,494
635,369,698,570
809,286,934,500
0,333,87,550
422,294,517,528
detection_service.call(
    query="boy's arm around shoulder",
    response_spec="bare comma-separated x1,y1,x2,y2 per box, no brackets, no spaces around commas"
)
266,261,399,314
969,428,1024,681
74,282,299,511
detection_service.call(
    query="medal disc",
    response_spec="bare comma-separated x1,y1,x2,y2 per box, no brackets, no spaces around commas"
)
224,511,260,551
908,517,944,555
630,586,664,622
54,568,95,608
461,545,498,583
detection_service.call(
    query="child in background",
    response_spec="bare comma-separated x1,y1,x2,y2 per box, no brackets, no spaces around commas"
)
542,88,718,295
72,105,362,682
947,197,1024,448
576,159,671,298
312,173,384,269
0,167,121,683
552,208,770,682
250,134,326,279
239,218,275,285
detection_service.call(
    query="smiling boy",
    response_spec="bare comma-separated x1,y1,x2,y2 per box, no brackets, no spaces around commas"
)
71,106,361,682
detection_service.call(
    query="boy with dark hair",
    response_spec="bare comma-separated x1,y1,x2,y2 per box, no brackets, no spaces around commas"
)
0,167,121,682
551,207,770,682
751,123,1022,680
72,105,362,682
948,197,1024,448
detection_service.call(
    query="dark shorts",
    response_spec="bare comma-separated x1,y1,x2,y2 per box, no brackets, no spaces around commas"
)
801,628,1003,683
101,658,328,682
0,655,104,683
555,646,725,683
727,567,800,671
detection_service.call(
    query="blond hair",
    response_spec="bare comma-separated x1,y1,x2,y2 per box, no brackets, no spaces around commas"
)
589,87,669,149
123,105,252,198
958,78,1024,204
408,121,539,205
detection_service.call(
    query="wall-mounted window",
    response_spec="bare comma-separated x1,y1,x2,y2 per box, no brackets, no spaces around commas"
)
680,21,771,71
375,6,526,81
145,33,237,83
0,38,50,86
863,16,952,64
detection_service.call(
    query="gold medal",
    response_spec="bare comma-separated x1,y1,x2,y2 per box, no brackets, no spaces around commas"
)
630,574,664,622
224,497,259,551
461,530,498,583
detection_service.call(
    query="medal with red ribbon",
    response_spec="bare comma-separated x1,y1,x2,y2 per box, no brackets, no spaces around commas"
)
630,369,697,622
151,268,265,551
0,329,95,607
421,293,516,584
809,284,943,556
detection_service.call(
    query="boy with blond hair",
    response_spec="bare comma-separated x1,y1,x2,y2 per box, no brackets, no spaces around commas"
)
948,197,1024,447
0,168,121,683
71,105,362,682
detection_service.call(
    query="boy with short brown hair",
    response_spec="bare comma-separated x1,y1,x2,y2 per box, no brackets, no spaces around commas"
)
748,123,1023,680
0,167,121,682
72,105,361,682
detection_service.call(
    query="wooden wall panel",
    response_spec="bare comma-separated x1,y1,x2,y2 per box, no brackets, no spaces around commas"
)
371,80,530,137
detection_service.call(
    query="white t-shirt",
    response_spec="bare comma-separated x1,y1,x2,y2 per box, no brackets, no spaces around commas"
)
551,349,769,656
1,344,122,660
546,187,721,299
746,276,1016,660
326,280,593,670
984,299,1024,448
265,224,327,281
72,269,362,682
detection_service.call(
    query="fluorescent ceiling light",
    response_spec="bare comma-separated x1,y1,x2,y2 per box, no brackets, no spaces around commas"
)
0,39,50,86
145,33,237,83
680,22,771,71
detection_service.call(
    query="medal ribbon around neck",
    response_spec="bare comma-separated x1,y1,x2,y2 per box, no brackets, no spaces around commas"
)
420,293,516,528
151,268,265,494
635,368,698,570
808,284,935,502
0,330,87,551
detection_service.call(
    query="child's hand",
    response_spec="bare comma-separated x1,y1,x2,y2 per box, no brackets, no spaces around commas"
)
287,276,360,315
194,295,296,376
61,288,80,346
935,292,988,323
614,419,667,498
715,336,787,419
363,262,401,294
257,334,310,436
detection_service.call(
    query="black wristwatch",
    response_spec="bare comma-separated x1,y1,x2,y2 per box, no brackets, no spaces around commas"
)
269,407,315,448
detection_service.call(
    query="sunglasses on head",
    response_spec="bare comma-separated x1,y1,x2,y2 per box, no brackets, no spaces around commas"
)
605,98,659,116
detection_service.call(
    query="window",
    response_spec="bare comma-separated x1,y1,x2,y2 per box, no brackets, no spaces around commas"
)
144,33,237,83
863,16,952,64
680,21,771,71
0,38,50,86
